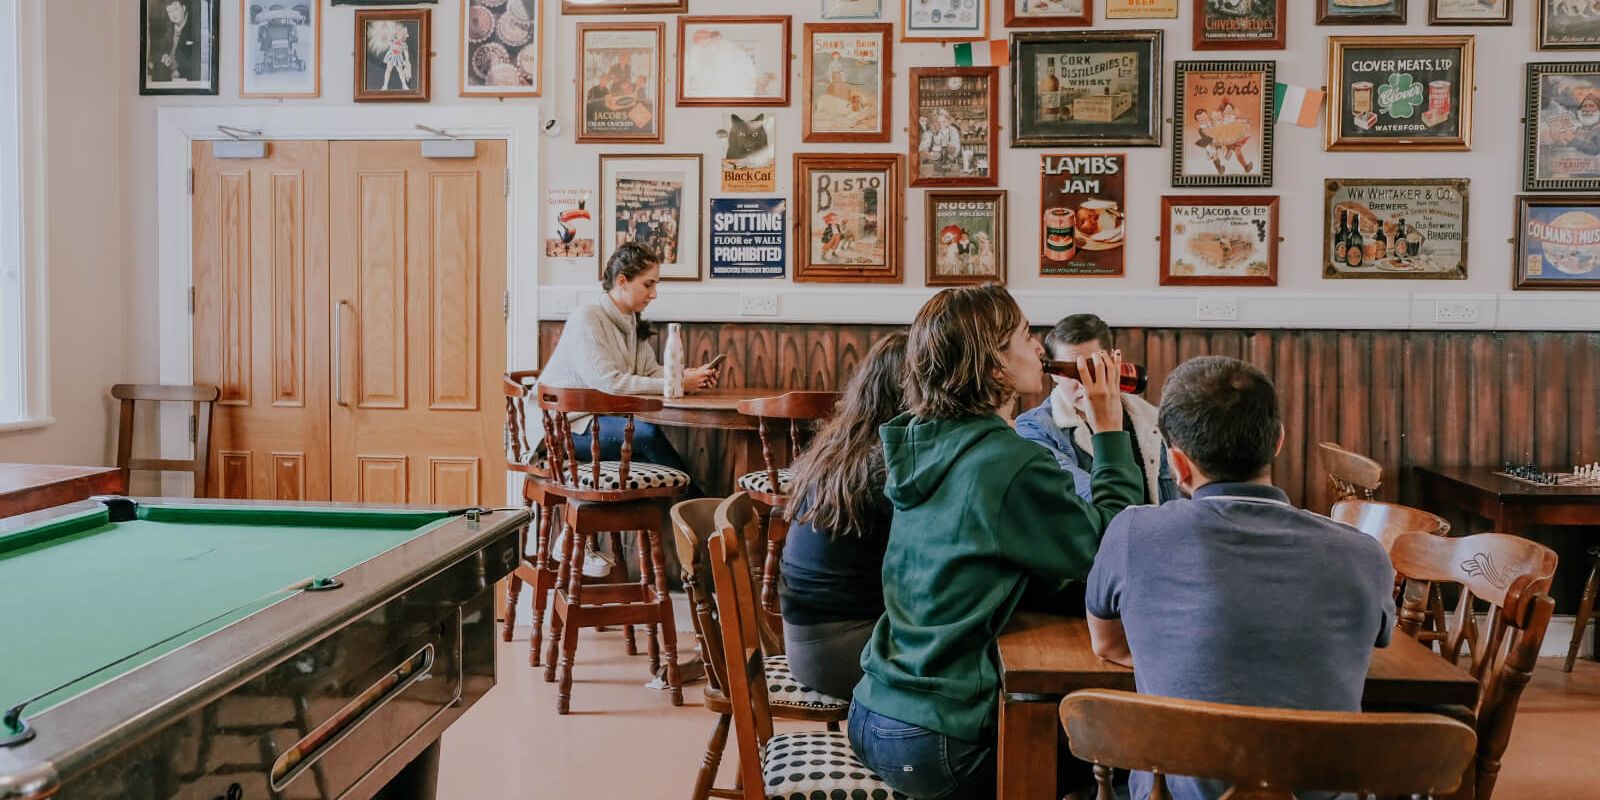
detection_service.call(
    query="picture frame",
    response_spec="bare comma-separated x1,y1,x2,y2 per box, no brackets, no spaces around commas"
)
1160,195,1279,287
1326,35,1475,152
1193,0,1287,51
926,191,1007,287
460,0,540,98
1514,195,1600,289
1172,60,1275,188
901,0,989,43
1107,0,1177,17
1316,0,1405,24
1429,0,1513,25
677,16,791,107
823,0,885,20
1523,62,1600,192
599,154,704,282
793,153,905,284
354,9,431,103
561,0,687,14
1010,30,1164,148
1323,178,1469,280
1040,153,1128,277
241,1,320,98
803,23,895,144
141,0,220,96
1006,0,1093,28
1537,1,1600,50
332,1,437,5
576,22,666,144
909,67,1000,188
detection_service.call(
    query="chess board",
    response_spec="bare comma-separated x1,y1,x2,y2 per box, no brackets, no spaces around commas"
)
1494,468,1600,488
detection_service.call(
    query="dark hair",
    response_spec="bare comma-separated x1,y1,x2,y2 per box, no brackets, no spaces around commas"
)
787,333,908,537
1045,313,1114,353
1157,356,1281,483
906,284,1026,419
602,242,660,291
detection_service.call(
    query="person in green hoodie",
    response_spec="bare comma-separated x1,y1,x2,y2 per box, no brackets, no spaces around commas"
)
846,284,1144,800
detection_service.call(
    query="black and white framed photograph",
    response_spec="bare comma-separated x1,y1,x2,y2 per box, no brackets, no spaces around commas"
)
242,1,320,98
600,154,704,281
142,0,219,95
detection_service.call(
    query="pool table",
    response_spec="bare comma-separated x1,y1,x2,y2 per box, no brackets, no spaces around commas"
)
0,497,527,800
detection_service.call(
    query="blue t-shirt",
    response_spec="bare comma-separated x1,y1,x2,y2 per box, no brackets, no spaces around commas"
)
779,491,892,626
1085,482,1396,800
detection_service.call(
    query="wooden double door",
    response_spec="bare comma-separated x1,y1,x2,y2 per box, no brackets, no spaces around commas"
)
192,140,507,506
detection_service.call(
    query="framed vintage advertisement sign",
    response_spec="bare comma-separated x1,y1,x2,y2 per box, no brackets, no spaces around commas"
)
718,113,777,193
1317,0,1405,24
142,0,220,95
1007,0,1093,27
677,16,791,106
1514,196,1600,289
803,24,894,143
461,0,540,98
1107,0,1178,17
1160,195,1279,286
926,191,1007,286
1011,30,1164,148
1524,63,1600,192
902,0,989,42
242,1,320,98
1538,1,1600,49
710,198,787,279
599,154,704,282
824,0,884,19
910,68,999,187
1040,154,1127,277
1193,0,1287,51
793,154,904,284
576,23,665,144
1326,36,1475,152
355,9,431,102
1430,0,1513,25
1323,178,1469,280
562,0,687,14
1172,60,1275,187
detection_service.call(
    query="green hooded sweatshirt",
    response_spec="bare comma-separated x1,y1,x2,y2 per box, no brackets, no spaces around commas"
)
854,412,1143,742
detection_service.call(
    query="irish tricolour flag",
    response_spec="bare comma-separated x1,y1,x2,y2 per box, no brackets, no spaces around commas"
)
952,40,1009,68
1274,83,1324,128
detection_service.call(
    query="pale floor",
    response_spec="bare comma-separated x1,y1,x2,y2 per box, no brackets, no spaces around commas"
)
438,594,1600,799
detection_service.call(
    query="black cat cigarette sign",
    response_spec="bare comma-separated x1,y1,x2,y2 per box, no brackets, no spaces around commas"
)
720,113,776,192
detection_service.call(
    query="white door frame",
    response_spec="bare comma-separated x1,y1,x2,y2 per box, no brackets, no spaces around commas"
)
155,106,541,497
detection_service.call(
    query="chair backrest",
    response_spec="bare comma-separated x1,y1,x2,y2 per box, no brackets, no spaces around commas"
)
670,497,732,700
503,370,541,473
735,391,840,490
709,492,774,800
1317,441,1383,504
1331,498,1451,552
534,384,665,500
1059,689,1476,800
111,383,221,496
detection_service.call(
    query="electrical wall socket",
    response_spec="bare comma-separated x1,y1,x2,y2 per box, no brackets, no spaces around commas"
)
739,291,779,316
1434,300,1479,324
1196,297,1239,322
548,291,579,313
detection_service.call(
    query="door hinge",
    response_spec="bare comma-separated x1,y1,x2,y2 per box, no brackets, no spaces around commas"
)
188,414,198,443
503,290,510,321
188,168,195,196
188,286,196,314
503,169,510,197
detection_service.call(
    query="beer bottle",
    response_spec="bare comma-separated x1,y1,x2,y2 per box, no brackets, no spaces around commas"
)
1333,211,1348,263
1346,215,1365,268
1372,223,1388,262
1041,359,1149,395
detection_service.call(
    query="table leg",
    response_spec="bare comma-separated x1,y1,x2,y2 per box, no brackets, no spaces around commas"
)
998,693,1059,800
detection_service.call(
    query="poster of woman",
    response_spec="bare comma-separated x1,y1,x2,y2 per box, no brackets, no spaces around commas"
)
804,24,894,142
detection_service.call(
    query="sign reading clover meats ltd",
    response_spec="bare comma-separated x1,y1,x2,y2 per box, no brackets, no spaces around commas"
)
1328,36,1475,152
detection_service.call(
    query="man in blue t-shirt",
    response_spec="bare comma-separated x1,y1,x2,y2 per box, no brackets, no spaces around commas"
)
1085,356,1396,800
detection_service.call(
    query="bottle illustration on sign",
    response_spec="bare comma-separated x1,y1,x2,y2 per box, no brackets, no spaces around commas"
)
1333,205,1431,271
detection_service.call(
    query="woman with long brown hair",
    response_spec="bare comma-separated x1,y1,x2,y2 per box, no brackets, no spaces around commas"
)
779,332,909,700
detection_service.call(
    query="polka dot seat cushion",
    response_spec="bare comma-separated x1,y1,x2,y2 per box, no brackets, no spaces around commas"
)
764,655,847,713
738,468,793,496
762,730,909,800
571,461,690,492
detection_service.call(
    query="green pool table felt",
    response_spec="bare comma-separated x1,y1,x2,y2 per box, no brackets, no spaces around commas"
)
0,504,453,719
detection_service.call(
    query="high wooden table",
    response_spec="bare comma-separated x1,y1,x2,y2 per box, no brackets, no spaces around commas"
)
995,612,1481,800
1414,465,1600,533
637,388,781,492
0,463,125,519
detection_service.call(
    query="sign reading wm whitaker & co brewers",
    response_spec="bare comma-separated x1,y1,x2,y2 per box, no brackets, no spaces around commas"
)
710,198,787,278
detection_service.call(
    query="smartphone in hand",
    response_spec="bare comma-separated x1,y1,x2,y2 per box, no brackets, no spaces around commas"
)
706,353,728,372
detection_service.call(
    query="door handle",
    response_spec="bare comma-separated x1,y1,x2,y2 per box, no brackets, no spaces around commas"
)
334,300,352,406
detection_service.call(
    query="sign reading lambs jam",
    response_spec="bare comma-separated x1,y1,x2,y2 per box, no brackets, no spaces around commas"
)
710,198,786,278
1328,36,1475,152
1039,154,1127,277
1323,178,1469,280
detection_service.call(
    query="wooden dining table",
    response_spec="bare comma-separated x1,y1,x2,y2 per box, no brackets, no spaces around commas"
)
995,611,1482,800
0,463,125,519
636,388,785,494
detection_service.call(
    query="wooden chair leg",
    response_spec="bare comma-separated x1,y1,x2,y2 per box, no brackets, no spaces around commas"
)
640,529,661,676
556,518,585,715
648,526,682,706
544,511,575,683
692,713,731,800
614,531,638,655
529,504,555,668
1564,554,1600,673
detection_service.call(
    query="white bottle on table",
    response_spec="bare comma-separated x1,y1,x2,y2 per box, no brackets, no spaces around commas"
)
663,322,685,399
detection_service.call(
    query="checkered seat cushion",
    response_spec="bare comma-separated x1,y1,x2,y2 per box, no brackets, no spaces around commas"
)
762,731,909,800
764,655,847,712
738,468,793,496
570,461,690,492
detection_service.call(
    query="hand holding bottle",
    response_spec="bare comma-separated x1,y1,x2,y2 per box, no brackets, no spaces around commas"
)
1077,350,1125,435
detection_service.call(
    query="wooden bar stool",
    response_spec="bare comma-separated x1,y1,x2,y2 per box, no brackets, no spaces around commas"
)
111,384,220,495
1318,441,1383,506
535,385,690,714
501,371,560,653
1562,545,1600,673
733,391,839,618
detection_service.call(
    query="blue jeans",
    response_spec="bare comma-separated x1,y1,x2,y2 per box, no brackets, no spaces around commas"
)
569,416,700,497
847,700,995,800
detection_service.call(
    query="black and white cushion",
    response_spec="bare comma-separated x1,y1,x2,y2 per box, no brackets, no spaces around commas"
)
764,655,847,712
762,730,910,800
738,468,793,496
572,461,690,491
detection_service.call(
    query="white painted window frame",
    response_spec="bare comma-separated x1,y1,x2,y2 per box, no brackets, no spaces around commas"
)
0,0,51,433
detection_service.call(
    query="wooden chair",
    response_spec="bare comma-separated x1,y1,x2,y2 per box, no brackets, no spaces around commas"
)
1563,546,1600,673
672,497,848,800
1391,531,1559,800
535,385,690,714
707,492,904,800
1059,688,1477,800
1318,441,1383,505
111,384,220,495
733,391,840,618
1332,498,1452,644
501,371,562,651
